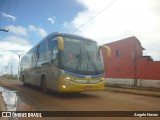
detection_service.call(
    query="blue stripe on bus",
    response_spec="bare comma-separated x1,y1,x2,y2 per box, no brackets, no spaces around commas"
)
64,71,104,78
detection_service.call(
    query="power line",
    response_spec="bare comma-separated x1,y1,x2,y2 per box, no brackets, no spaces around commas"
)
72,0,117,33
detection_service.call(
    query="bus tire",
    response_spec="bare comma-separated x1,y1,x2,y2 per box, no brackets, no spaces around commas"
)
41,76,47,93
22,75,27,87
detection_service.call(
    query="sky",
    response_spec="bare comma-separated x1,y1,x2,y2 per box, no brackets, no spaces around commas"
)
0,0,160,75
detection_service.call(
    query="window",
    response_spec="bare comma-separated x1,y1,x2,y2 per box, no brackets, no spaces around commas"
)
38,40,47,61
31,47,37,68
116,49,121,57
47,38,53,59
61,37,104,74
21,56,31,70
32,40,47,67
47,37,58,65
52,40,58,60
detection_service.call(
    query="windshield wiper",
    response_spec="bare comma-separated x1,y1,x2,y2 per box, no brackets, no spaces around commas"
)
86,51,99,74
76,48,82,70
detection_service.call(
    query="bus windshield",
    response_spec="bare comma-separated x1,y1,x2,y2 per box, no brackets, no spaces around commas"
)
61,37,104,75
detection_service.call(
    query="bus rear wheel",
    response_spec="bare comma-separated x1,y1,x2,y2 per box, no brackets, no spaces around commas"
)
41,76,47,93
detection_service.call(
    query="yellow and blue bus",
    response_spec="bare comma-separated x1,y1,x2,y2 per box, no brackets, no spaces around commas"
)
20,32,110,92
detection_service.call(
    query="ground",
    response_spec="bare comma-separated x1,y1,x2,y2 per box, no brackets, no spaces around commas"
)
0,79,160,120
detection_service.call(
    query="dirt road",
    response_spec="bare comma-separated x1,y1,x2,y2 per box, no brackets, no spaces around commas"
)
0,80,160,120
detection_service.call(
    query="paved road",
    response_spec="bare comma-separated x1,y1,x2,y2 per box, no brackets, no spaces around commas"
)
0,80,160,120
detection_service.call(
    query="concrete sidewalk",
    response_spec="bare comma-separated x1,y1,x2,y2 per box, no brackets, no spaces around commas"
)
105,84,160,97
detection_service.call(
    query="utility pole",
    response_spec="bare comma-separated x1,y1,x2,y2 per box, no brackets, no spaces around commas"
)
15,53,23,79
133,40,137,87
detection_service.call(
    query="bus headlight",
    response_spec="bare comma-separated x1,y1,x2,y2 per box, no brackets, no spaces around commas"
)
63,81,73,86
100,77,105,82
101,78,104,80
65,76,70,80
62,85,66,88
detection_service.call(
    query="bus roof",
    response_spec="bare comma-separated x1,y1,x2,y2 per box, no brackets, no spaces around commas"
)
48,32,97,43
23,32,97,56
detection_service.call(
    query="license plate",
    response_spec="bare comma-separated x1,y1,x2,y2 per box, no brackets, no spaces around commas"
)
84,86,92,90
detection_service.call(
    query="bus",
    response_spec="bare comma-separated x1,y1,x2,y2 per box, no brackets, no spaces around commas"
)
20,32,110,92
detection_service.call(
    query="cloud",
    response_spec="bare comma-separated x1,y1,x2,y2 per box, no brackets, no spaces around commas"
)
64,0,160,60
0,51,14,62
47,16,56,25
2,36,30,46
0,51,22,75
0,12,16,21
0,34,32,51
0,51,18,64
0,41,32,51
37,28,47,37
5,25,28,36
0,35,32,75
28,25,47,37
4,25,47,38
147,52,160,61
28,25,36,31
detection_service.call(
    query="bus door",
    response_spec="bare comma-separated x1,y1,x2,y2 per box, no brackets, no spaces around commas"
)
33,40,48,86
46,37,59,91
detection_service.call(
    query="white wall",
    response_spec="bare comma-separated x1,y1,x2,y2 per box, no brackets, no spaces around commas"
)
105,78,160,88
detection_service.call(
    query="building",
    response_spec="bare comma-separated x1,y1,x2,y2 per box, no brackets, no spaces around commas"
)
102,36,160,88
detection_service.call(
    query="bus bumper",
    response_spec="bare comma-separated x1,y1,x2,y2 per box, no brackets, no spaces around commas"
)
58,79,105,92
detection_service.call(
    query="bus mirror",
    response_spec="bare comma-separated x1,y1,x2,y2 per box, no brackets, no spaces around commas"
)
57,37,64,50
100,45,111,57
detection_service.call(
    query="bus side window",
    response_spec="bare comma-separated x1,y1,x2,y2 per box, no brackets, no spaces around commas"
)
52,40,58,60
47,37,53,60
47,37,58,65
38,40,47,62
31,47,37,68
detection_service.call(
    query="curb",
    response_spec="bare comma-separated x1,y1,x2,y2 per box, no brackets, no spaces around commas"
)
105,86,160,97
106,84,160,91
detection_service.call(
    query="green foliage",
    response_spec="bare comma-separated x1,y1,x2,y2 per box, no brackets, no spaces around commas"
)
1,74,18,80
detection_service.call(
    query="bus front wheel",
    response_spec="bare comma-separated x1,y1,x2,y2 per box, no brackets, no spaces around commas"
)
41,76,47,93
